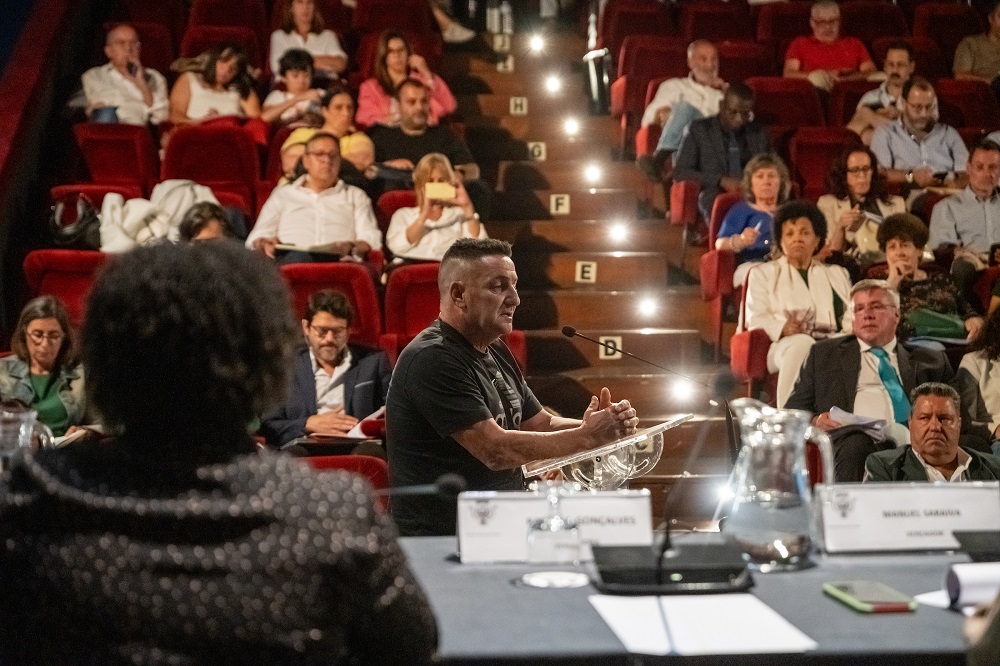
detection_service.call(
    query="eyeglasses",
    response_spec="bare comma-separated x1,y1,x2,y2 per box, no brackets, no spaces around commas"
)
855,303,893,314
306,151,340,161
310,325,348,339
27,330,64,344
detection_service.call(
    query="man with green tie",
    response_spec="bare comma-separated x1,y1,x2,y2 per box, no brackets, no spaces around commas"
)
785,280,954,482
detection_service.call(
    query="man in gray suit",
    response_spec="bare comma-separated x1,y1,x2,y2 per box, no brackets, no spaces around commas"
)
785,279,953,481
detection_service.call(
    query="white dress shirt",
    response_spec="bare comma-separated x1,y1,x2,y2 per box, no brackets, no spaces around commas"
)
311,347,352,414
386,206,487,261
246,177,383,250
854,337,911,444
269,29,347,75
640,74,724,127
913,447,972,482
81,63,168,125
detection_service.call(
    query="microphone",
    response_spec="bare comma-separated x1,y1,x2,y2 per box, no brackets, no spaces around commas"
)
375,473,467,498
562,326,712,389
565,325,749,594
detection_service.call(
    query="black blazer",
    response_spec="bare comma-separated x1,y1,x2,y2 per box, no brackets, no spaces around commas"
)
785,335,954,416
259,344,391,446
865,445,1000,482
673,116,771,191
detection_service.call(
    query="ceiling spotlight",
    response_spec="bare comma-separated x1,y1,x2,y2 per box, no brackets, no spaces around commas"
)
583,163,602,183
608,223,628,243
545,75,562,93
637,296,658,317
564,117,580,136
529,34,545,52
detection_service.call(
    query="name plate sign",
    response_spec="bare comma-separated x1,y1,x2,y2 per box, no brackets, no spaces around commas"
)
816,482,1000,553
457,490,652,563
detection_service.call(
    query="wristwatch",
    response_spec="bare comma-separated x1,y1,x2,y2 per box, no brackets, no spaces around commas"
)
905,170,914,184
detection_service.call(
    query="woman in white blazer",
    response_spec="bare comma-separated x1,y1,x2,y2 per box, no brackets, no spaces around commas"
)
742,200,853,407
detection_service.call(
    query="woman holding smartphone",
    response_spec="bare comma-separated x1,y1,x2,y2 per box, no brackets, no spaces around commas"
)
386,153,486,262
818,146,905,277
356,31,456,128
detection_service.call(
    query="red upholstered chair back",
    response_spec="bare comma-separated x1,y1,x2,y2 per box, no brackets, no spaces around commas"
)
384,262,441,337
601,0,675,66
22,250,108,328
375,189,418,236
756,2,813,48
679,2,752,43
107,0,187,48
179,24,264,72
788,127,863,201
828,79,881,126
935,78,1000,130
839,2,908,48
611,35,687,119
162,124,262,193
746,77,825,127
913,2,984,64
73,123,161,195
973,266,1000,314
271,0,352,36
50,183,144,208
707,191,743,249
305,454,389,510
353,0,435,35
188,0,268,56
717,40,777,82
263,125,295,184
280,262,383,347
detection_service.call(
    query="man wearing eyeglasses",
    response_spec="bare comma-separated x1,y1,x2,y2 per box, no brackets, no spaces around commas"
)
246,132,382,262
81,24,168,125
782,0,875,91
386,239,640,536
785,280,954,482
259,289,390,447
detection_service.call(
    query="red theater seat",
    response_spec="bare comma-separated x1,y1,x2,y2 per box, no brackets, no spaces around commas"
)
746,77,825,127
73,123,161,196
162,123,263,209
788,127,862,201
934,78,1000,130
305,455,389,510
828,79,882,126
375,189,418,236
188,0,268,55
50,184,143,208
280,262,383,348
699,191,743,359
717,40,777,83
23,250,108,328
756,2,813,53
839,2,908,49
729,268,775,401
610,35,687,154
913,2,984,65
679,3,753,43
353,0,436,35
599,0,676,66
263,125,295,184
108,0,187,48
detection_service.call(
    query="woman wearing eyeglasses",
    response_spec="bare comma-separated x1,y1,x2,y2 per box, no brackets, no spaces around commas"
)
0,296,87,437
818,146,905,278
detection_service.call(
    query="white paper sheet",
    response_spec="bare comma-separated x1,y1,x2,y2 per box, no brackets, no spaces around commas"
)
914,589,978,616
947,562,1000,607
343,406,385,439
589,594,817,656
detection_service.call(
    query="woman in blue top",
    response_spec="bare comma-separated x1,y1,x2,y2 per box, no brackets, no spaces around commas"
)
716,153,791,288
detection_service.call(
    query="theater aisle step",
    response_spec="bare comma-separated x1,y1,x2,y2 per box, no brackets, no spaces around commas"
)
436,25,727,529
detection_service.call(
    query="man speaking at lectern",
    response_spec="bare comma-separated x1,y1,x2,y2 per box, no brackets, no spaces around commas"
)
386,239,639,536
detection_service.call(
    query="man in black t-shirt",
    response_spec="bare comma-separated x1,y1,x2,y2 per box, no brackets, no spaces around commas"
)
367,78,490,217
386,239,639,536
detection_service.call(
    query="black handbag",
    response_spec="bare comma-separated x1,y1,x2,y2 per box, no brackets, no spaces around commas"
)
49,192,101,250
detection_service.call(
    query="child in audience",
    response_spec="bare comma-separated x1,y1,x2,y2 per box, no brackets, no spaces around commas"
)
262,49,323,126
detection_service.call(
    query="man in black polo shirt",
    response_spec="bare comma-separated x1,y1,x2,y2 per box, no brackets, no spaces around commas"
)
386,239,639,536
367,78,489,216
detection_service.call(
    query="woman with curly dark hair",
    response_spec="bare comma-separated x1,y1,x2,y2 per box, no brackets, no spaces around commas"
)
957,306,1000,446
870,212,983,346
356,31,455,128
169,42,261,125
0,241,437,664
0,296,87,437
818,146,905,271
